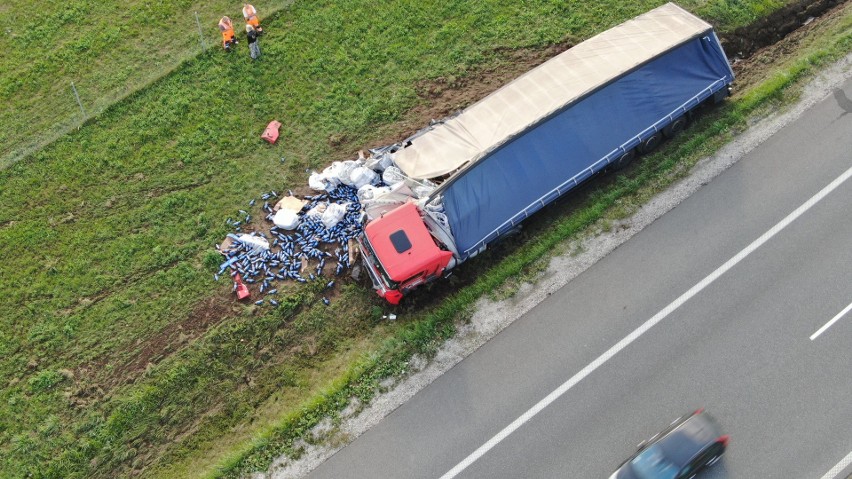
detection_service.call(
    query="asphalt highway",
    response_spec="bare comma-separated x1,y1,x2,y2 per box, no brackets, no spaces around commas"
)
307,77,852,479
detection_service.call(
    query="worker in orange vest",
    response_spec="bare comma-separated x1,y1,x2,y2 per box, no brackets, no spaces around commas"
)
218,16,238,51
242,4,263,34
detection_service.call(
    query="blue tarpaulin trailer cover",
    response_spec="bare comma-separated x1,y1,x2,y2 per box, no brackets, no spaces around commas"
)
421,8,734,260
442,34,733,258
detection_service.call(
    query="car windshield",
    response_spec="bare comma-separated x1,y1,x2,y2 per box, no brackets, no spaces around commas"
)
631,444,679,479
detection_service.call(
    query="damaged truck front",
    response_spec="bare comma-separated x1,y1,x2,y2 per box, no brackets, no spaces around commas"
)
358,3,735,305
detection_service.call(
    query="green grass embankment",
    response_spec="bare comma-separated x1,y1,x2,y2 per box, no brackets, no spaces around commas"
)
0,0,295,169
1,0,846,478
215,4,852,478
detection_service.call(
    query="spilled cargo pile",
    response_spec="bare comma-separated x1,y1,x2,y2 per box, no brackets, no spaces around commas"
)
214,143,439,306
215,185,362,306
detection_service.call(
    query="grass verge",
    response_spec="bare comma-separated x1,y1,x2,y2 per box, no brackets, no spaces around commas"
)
214,4,852,478
1,1,848,478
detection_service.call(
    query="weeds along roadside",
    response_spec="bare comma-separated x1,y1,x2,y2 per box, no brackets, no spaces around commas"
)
0,1,849,479
213,7,852,479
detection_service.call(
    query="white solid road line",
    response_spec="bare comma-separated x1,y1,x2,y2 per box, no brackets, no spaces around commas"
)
810,300,852,340
439,164,852,479
818,450,852,479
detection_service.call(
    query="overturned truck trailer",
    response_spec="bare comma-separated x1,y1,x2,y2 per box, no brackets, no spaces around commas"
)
358,3,735,304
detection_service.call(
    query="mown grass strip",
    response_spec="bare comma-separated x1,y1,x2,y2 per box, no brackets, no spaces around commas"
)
215,16,852,478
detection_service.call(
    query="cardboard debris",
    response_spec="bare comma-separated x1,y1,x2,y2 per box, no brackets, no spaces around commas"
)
219,235,236,255
348,238,360,263
274,196,307,212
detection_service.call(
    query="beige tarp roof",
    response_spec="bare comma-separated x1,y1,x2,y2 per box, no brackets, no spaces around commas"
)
393,3,712,180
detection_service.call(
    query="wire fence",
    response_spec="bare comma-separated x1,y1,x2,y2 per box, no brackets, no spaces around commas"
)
1,1,294,171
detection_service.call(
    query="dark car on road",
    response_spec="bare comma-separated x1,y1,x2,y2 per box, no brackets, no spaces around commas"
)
610,409,728,479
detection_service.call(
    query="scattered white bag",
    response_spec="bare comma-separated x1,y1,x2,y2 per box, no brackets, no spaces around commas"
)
272,209,300,230
306,203,327,217
365,152,394,172
357,184,391,202
349,166,379,189
321,162,346,185
321,202,349,229
308,172,332,191
238,234,270,251
333,160,360,186
382,166,405,186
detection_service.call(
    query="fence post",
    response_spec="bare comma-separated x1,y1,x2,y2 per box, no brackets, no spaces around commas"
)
70,82,86,120
195,12,207,51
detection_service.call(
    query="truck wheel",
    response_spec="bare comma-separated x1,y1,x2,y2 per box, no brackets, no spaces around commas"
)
611,149,636,171
663,117,688,138
638,132,663,154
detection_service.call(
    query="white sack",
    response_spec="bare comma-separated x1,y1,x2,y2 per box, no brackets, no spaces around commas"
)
272,209,300,230
334,160,361,186
321,202,349,229
308,172,334,191
357,184,391,202
349,166,379,189
238,234,270,251
382,166,405,185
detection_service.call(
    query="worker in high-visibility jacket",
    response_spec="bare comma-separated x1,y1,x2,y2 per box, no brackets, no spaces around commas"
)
242,4,263,34
218,16,238,51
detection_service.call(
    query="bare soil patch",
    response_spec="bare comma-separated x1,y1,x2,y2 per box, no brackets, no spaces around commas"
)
77,295,237,394
722,0,845,60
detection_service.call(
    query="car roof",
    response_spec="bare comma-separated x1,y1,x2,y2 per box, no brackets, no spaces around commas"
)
656,413,720,466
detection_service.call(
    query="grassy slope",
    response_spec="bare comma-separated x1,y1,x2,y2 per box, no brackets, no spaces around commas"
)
0,0,290,168
0,0,817,477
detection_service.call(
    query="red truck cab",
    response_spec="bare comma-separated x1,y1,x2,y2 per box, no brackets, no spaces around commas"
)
358,202,453,305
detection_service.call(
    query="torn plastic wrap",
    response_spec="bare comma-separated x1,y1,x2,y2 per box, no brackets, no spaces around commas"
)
364,148,395,172
422,200,459,260
361,182,417,220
